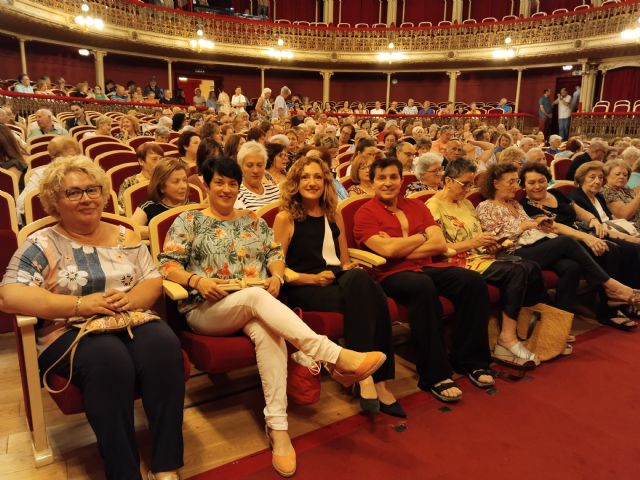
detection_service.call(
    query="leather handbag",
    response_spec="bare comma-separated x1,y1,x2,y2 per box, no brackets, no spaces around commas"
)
489,303,574,361
43,310,159,394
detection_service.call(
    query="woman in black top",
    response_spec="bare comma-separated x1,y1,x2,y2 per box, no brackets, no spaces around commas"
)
132,157,191,238
520,162,640,330
273,156,404,417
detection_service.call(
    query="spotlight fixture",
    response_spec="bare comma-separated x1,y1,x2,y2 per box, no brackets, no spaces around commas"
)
189,28,214,52
493,37,515,60
78,48,90,56
621,18,640,40
266,38,294,60
378,41,405,63
75,3,104,31
562,65,573,71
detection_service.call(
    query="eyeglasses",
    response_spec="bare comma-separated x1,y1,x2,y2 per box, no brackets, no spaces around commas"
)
504,178,521,186
64,185,103,201
402,151,417,157
426,168,444,174
451,178,474,190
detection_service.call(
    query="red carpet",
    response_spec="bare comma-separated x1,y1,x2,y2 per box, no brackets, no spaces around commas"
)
189,328,640,480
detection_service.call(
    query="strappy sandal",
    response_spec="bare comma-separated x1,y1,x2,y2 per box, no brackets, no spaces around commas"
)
430,380,462,403
493,341,541,367
600,313,638,332
467,369,496,389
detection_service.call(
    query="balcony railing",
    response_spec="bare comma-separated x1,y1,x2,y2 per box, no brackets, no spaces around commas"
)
12,0,640,55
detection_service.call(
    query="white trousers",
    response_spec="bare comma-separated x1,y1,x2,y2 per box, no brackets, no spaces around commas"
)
186,287,342,430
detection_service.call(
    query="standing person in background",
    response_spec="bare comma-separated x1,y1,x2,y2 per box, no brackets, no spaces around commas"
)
538,88,552,137
571,86,581,112
257,0,269,17
144,76,163,99
273,86,291,120
231,86,248,114
206,90,218,111
554,87,572,140
255,88,273,121
192,88,206,107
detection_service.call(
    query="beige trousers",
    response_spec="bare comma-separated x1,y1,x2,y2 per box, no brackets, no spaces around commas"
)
186,287,342,430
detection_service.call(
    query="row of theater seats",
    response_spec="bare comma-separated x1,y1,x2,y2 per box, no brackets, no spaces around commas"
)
273,2,618,28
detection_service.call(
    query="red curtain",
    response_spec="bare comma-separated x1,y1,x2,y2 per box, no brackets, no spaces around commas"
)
402,0,446,24
330,72,387,102
0,35,21,77
104,54,167,90
266,70,323,100
539,0,585,14
28,42,96,87
340,0,383,25
603,67,640,102
457,71,518,103
464,0,514,21
277,1,318,22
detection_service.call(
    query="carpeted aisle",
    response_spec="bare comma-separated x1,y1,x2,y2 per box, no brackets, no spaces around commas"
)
189,328,640,480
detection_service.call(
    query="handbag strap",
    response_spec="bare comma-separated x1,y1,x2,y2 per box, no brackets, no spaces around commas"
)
42,321,92,394
517,310,541,342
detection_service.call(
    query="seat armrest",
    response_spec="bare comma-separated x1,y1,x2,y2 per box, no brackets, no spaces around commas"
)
16,314,38,328
163,280,188,301
347,248,387,267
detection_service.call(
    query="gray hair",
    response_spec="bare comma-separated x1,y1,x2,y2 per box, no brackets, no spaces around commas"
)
157,116,173,129
155,126,170,137
414,152,444,176
94,115,111,128
36,108,53,119
237,140,267,166
526,147,545,161
281,86,291,95
269,134,290,147
622,146,640,164
549,134,562,144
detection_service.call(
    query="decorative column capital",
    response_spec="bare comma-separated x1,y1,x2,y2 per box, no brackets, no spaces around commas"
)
320,70,334,79
446,70,461,79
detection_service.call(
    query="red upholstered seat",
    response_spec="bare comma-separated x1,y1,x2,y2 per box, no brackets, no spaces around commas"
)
0,229,18,333
95,150,137,171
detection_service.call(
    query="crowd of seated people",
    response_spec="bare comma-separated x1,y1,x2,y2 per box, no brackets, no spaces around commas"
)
2,81,640,479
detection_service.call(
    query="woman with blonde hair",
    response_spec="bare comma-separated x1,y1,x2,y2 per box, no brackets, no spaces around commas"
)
255,88,273,121
273,156,403,417
1,155,185,480
115,114,141,142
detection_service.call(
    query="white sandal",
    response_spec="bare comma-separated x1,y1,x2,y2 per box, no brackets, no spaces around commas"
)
494,341,541,367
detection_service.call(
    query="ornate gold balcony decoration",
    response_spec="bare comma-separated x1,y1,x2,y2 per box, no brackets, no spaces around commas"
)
4,0,640,64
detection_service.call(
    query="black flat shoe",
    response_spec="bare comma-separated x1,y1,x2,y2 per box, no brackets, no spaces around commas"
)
379,400,406,418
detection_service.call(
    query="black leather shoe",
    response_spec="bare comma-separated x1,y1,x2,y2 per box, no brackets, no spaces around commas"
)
379,401,407,418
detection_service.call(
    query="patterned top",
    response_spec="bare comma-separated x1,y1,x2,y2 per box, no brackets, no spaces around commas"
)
117,173,144,209
237,183,281,211
0,226,160,352
158,210,283,313
602,185,640,230
347,184,369,196
476,199,531,241
405,181,433,195
426,196,495,274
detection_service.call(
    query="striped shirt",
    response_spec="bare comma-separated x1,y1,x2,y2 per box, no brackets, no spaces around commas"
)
237,183,281,211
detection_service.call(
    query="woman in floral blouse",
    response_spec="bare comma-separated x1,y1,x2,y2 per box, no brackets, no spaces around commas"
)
158,156,385,478
0,156,185,480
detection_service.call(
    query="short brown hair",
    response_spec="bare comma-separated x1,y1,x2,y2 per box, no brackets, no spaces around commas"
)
479,162,518,200
136,142,164,163
574,160,605,187
147,157,189,203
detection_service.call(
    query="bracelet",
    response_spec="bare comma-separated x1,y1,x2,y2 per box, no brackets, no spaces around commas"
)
274,273,284,285
186,273,197,289
73,296,82,317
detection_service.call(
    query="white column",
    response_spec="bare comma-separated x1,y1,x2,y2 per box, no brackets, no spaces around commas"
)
273,0,277,21
321,70,333,103
579,61,597,112
519,0,531,17
387,0,398,25
386,72,392,107
599,69,607,102
514,67,524,113
260,67,266,92
93,50,106,89
447,70,460,103
166,59,173,92
452,0,463,23
323,0,334,24
378,0,383,23
18,38,27,74
338,0,342,23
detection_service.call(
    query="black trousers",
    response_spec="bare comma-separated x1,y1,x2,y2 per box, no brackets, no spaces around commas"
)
285,268,395,383
482,259,547,320
516,236,609,312
39,321,185,480
380,266,491,390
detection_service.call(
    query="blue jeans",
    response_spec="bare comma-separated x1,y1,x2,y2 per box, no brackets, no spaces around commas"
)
558,117,570,139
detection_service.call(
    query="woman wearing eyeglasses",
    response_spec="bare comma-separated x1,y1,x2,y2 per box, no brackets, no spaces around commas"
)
476,163,640,320
405,152,444,194
426,159,546,366
0,156,186,480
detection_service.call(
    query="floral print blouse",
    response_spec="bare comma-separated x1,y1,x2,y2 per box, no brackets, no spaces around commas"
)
158,209,284,314
476,199,531,240
0,226,160,352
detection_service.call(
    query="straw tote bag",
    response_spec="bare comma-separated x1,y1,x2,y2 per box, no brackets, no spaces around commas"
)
489,303,574,361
